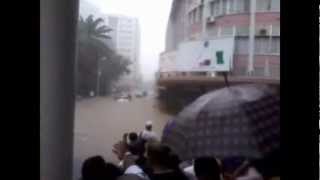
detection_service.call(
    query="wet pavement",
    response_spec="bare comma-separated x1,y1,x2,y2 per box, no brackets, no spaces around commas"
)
73,96,172,179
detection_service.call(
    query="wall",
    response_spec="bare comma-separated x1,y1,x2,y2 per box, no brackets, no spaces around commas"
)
41,0,78,179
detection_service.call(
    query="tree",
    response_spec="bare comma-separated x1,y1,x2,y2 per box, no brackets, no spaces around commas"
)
76,15,130,97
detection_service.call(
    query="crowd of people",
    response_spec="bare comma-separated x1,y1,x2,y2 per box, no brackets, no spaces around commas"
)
79,121,279,180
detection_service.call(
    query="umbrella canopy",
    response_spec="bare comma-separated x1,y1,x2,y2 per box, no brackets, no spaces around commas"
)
161,84,280,161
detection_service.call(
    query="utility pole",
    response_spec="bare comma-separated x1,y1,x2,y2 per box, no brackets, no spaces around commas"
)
96,56,107,96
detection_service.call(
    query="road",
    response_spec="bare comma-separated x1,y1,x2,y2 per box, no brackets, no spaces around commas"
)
73,96,172,179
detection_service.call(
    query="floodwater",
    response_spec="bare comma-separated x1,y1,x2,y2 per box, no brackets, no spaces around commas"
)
73,96,173,179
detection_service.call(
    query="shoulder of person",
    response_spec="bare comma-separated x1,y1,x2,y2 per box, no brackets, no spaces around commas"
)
117,174,146,180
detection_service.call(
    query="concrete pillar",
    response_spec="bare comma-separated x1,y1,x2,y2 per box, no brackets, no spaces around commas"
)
202,0,208,39
248,0,256,74
40,0,79,180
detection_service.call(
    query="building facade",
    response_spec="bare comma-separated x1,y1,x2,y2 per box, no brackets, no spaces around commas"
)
104,15,142,91
79,0,102,18
159,0,280,80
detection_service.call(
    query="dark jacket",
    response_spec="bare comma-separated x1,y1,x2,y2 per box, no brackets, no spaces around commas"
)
149,170,189,180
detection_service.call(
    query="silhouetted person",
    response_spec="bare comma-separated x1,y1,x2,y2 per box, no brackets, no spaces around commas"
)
105,162,124,180
194,156,221,180
222,157,263,180
140,121,158,142
127,132,146,157
146,142,188,180
81,156,123,180
128,132,139,144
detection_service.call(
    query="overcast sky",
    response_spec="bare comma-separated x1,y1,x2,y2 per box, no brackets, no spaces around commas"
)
85,0,173,81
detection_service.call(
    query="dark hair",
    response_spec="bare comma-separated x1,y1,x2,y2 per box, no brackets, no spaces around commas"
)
194,156,221,180
129,132,138,142
167,153,181,170
81,156,123,180
128,138,146,156
105,162,123,179
221,156,247,175
252,149,280,178
146,142,182,170
81,156,108,180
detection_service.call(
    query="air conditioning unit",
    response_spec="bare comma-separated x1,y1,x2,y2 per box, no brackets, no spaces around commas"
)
207,16,215,23
257,28,269,36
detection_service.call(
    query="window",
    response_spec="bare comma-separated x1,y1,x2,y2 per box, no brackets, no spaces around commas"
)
256,0,268,11
271,24,280,36
270,0,280,11
256,0,274,12
214,1,220,16
233,67,247,76
189,12,193,24
236,26,249,36
222,0,228,14
235,0,250,13
235,37,249,54
270,66,280,78
221,26,233,36
254,37,279,55
270,37,280,54
244,0,250,12
255,37,269,54
199,6,203,21
253,67,265,76
208,26,219,37
189,8,198,24
229,0,235,13
210,1,215,16
194,9,198,22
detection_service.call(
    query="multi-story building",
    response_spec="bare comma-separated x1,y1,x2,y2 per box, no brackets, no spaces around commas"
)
79,1,142,92
104,14,142,91
159,0,280,80
79,0,102,19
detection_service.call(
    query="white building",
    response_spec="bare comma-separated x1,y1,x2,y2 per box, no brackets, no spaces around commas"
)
78,1,142,91
104,14,142,91
79,0,102,18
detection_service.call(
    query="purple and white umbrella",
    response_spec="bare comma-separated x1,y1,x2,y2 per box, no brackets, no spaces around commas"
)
161,84,280,161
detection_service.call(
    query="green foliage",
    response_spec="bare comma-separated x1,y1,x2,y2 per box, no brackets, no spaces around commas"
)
76,14,130,97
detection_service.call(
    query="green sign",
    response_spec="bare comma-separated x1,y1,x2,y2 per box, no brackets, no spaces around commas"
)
216,51,224,65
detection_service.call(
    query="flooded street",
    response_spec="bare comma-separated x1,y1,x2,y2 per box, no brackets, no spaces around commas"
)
73,96,172,179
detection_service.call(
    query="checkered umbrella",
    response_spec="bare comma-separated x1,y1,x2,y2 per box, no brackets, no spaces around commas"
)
161,84,280,161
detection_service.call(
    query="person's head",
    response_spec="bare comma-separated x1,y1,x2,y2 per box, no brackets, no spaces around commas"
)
128,143,142,156
129,132,138,143
167,153,181,170
81,156,108,180
105,162,123,180
145,121,153,131
123,154,139,170
146,142,172,169
194,156,221,180
221,156,248,176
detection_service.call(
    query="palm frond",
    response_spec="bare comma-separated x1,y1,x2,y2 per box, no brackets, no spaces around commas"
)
95,26,113,34
86,15,94,25
95,34,112,40
92,18,105,29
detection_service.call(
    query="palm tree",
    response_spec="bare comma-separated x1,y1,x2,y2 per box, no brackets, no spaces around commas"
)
78,15,112,40
76,15,130,97
77,15,113,96
78,14,113,55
